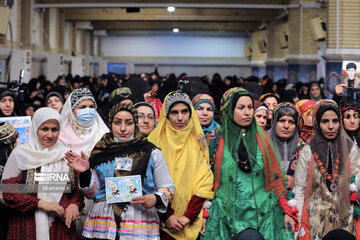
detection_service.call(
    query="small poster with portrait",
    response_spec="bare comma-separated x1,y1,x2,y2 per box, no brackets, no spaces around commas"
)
105,175,142,204
342,61,360,79
115,157,133,171
0,116,31,144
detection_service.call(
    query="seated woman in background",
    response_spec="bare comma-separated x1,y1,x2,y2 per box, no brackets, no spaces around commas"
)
2,107,84,240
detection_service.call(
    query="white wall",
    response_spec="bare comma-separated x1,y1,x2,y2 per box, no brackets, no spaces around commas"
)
102,35,248,58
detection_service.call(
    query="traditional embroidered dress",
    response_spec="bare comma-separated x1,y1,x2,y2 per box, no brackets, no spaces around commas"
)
148,92,214,240
192,94,221,169
1,108,84,240
202,88,297,240
80,103,174,240
294,100,360,240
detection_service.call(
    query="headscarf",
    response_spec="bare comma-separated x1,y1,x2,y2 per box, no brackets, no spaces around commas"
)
2,107,69,240
0,89,15,117
88,103,156,227
268,102,303,171
134,102,157,128
254,100,268,114
148,91,214,240
296,99,316,141
259,93,278,103
307,82,325,101
58,88,109,156
109,87,134,104
340,105,360,147
192,94,220,138
45,91,64,105
217,87,287,198
0,122,18,180
305,99,352,232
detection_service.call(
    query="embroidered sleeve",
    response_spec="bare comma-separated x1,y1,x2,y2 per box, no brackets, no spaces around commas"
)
2,172,41,212
152,148,175,213
79,169,100,199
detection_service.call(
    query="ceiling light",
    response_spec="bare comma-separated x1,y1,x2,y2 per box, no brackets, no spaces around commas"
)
167,6,175,12
173,28,179,33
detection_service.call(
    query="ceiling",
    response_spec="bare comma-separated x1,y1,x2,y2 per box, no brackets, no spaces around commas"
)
34,0,290,35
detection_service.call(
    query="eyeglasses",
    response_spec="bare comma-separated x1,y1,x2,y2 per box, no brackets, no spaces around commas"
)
138,114,155,121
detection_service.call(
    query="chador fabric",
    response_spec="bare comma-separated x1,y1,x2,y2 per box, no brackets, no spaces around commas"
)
58,88,109,156
296,99,316,142
202,87,297,240
268,102,304,172
148,91,214,240
294,99,360,240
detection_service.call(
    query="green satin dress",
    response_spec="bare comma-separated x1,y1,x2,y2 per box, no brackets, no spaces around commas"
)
202,145,294,240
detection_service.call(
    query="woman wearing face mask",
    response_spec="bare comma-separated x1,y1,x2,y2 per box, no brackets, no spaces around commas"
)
58,88,109,238
341,105,360,148
192,94,221,169
294,100,360,239
65,103,175,240
202,88,298,240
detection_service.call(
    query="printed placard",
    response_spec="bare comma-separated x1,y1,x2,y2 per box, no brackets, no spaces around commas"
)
115,157,133,171
0,116,31,144
105,175,142,204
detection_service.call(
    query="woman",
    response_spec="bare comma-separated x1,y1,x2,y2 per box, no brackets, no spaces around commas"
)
341,105,360,148
66,103,175,239
254,100,268,130
148,91,214,240
59,88,109,157
1,107,84,240
306,82,325,102
192,94,221,168
144,89,162,120
268,102,305,183
58,88,109,237
202,88,297,240
0,88,16,117
259,93,279,129
296,99,316,143
0,122,18,239
294,99,360,239
46,91,64,113
134,102,157,136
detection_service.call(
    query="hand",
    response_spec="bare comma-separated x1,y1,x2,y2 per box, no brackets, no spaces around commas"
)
284,214,296,233
287,175,294,189
335,84,346,96
199,218,206,236
65,151,90,172
64,203,79,228
131,194,157,208
165,215,183,233
38,200,65,217
178,216,190,226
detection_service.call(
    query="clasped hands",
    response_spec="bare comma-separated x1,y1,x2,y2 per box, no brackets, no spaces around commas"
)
37,200,79,228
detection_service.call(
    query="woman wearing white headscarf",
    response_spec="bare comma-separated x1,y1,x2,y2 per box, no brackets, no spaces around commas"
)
58,88,109,237
1,107,84,240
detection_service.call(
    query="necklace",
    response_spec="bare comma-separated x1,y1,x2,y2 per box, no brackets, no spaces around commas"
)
314,152,340,191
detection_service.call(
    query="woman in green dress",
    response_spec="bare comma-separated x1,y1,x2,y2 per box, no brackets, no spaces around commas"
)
202,87,298,239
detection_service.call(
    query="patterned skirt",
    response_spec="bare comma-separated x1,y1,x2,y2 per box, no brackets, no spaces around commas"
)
82,200,161,240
